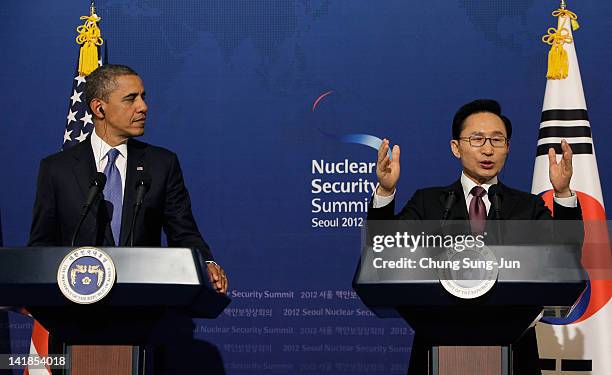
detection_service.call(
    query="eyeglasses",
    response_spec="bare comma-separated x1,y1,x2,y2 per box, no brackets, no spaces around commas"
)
459,135,509,148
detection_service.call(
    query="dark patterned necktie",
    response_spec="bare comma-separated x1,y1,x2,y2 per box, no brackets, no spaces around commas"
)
469,186,486,234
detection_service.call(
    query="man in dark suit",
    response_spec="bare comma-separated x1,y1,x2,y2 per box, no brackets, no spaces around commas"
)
29,64,227,293
368,99,581,374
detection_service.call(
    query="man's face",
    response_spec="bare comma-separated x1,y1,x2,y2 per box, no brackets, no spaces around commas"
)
99,74,147,142
450,112,509,184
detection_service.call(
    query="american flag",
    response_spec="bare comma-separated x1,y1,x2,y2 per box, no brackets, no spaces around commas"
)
62,53,105,149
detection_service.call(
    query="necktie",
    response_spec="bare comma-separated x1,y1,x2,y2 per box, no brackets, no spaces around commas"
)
103,148,123,245
469,185,486,234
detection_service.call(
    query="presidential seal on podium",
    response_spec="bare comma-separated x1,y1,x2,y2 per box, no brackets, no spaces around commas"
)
438,245,498,299
57,247,116,304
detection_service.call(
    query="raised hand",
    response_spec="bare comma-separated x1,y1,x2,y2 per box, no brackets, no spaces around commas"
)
548,139,573,198
376,139,401,196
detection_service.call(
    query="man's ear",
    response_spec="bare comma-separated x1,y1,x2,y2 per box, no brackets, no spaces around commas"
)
450,140,461,159
90,99,105,119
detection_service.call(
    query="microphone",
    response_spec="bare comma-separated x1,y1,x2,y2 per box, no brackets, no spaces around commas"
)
128,172,151,247
488,184,503,244
71,173,107,246
488,184,503,220
441,190,456,225
134,173,151,208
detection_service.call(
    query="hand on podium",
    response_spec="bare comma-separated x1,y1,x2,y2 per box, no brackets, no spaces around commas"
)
206,262,228,293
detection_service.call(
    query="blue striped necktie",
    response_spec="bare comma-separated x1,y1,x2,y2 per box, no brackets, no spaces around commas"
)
103,148,123,245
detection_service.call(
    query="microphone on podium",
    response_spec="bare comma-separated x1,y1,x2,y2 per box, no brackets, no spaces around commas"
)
71,173,106,246
128,171,151,247
488,184,503,243
441,190,456,226
488,184,503,220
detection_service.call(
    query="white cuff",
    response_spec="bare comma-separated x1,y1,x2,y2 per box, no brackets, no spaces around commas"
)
553,191,578,208
372,184,395,208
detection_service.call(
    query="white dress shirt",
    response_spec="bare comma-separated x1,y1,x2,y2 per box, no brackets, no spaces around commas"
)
90,129,128,194
372,172,577,212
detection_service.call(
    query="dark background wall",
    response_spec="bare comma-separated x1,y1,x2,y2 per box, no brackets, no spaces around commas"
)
0,1,610,373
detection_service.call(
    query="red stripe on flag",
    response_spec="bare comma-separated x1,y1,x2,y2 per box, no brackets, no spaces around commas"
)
541,190,606,220
31,320,49,357
23,320,50,375
542,190,612,321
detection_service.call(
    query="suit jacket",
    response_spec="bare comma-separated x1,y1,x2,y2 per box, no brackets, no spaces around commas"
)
367,179,581,221
28,137,213,260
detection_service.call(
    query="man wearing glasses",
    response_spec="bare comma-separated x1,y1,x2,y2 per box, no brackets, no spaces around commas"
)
367,99,581,374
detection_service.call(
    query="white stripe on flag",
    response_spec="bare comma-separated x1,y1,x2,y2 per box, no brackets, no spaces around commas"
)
539,120,591,128
537,137,593,145
25,340,50,375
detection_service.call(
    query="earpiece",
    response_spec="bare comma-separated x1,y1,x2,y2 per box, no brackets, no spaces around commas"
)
99,107,105,115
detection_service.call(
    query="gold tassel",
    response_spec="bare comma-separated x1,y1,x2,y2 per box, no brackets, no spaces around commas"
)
553,9,579,30
547,43,569,80
76,12,103,76
542,7,577,80
570,18,579,31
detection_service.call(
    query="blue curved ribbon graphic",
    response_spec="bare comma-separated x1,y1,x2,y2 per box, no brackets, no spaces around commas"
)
312,90,386,154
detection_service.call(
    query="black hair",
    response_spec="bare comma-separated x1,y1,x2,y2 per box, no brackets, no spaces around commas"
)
84,64,139,111
451,99,512,140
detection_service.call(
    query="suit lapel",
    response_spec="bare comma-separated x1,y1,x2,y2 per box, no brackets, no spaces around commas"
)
447,180,469,220
487,181,519,220
119,140,147,246
71,138,96,200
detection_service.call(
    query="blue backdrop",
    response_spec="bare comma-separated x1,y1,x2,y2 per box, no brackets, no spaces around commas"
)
1,0,611,373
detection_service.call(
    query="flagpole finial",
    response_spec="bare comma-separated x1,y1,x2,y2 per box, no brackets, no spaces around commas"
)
560,0,566,10
90,1,96,16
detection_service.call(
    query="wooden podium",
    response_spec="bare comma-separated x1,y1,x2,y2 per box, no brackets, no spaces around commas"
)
0,247,231,375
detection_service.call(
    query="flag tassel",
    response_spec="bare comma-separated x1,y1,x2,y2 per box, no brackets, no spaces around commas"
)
546,42,569,80
541,8,578,80
76,8,103,76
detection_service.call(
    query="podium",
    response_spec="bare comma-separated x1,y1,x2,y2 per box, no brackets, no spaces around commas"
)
353,244,587,375
0,247,231,375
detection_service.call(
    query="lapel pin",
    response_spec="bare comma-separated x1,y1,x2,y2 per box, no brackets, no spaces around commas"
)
137,166,144,171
